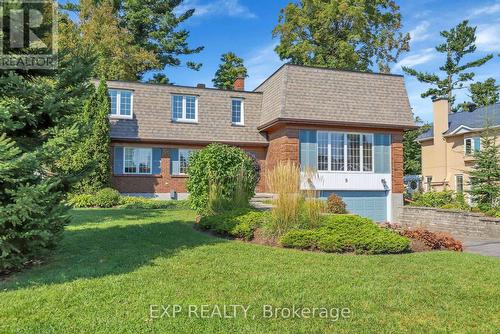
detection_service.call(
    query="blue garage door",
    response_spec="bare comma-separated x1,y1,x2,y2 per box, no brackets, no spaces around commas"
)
320,191,388,222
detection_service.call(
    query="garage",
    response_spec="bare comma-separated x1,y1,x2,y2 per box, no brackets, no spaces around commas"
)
320,191,388,222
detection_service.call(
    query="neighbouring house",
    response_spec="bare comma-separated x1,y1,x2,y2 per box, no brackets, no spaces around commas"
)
107,64,416,222
417,99,500,193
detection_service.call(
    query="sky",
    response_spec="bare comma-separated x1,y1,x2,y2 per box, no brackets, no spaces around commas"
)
149,0,500,123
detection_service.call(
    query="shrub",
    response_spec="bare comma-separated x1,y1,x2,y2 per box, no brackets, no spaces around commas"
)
93,188,121,208
0,181,68,273
265,161,304,237
280,215,410,254
187,144,259,214
401,229,463,251
198,209,270,240
67,194,96,208
411,191,471,211
411,191,454,207
119,197,190,209
326,194,347,214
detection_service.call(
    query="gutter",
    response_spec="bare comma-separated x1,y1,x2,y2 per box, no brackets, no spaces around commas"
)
257,117,419,131
111,137,269,147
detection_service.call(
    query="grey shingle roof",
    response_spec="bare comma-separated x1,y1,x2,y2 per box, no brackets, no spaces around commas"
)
107,64,416,144
255,64,415,129
417,104,500,141
107,81,268,145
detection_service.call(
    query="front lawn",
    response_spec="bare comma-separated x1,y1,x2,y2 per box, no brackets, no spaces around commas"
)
1,208,499,333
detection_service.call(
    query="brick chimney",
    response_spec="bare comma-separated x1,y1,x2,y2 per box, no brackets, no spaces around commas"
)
196,83,206,89
233,76,245,91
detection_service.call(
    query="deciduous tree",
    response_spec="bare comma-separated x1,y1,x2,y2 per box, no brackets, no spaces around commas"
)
273,0,410,73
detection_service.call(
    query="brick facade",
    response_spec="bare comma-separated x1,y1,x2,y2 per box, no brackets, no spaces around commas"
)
391,133,404,194
111,142,268,194
265,127,300,171
112,127,405,197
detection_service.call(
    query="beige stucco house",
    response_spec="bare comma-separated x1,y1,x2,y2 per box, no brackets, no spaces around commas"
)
417,98,500,193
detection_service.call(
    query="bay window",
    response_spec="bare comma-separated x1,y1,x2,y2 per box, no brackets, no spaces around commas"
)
317,132,374,172
124,147,152,174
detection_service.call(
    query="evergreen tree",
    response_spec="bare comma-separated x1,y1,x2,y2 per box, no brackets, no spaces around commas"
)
273,0,410,73
403,20,493,110
212,52,248,90
403,117,431,175
468,125,500,209
61,0,203,80
76,79,112,192
147,73,171,85
0,1,93,272
469,78,499,108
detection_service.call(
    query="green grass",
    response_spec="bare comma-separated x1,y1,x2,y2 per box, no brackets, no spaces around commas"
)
1,209,499,333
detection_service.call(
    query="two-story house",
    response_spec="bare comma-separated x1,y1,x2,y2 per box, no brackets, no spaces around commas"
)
107,64,416,222
417,98,500,193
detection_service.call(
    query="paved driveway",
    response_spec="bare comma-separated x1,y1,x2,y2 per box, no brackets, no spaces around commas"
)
463,239,500,258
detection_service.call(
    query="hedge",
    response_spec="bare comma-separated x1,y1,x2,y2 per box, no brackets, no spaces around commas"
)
198,209,270,240
280,215,410,254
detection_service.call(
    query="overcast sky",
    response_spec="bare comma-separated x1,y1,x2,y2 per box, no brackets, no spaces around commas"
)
146,0,500,123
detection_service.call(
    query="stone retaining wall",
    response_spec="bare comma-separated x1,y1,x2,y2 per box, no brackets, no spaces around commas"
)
399,206,500,239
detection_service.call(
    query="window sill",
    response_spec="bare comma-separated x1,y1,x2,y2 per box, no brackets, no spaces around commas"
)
171,174,188,178
172,120,198,124
114,174,161,177
231,123,245,127
109,115,133,120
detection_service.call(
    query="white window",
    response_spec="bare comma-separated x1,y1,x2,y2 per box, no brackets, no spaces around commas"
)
109,89,133,118
124,148,152,174
426,176,432,192
179,149,195,175
455,174,464,193
231,99,244,125
317,132,373,172
172,95,198,122
464,138,473,155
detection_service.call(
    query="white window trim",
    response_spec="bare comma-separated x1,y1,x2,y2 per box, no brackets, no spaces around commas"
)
123,147,153,175
231,98,244,126
317,131,374,173
172,95,198,123
109,89,133,119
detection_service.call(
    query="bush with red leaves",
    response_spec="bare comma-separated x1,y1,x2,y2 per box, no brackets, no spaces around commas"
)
401,229,463,252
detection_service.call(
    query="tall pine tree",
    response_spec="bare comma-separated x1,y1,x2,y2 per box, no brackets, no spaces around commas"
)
403,20,493,111
212,52,248,90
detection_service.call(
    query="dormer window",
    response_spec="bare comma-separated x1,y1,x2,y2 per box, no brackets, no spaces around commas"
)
172,95,198,123
231,98,244,125
109,89,133,119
